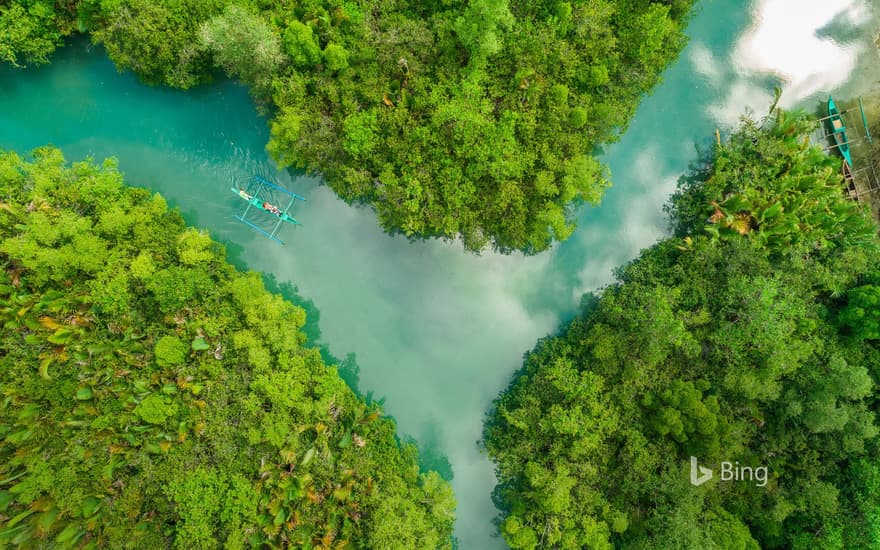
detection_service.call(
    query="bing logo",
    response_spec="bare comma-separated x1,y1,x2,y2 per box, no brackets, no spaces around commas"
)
690,456,768,487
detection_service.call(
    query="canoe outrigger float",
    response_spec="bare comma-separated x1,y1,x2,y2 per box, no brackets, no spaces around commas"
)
231,175,306,244
827,96,854,168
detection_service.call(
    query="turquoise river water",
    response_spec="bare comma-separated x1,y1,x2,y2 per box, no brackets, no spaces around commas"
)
2,1,879,547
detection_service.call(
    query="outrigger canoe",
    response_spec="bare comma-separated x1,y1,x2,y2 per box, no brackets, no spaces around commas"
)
232,187,299,225
231,175,305,244
827,96,854,167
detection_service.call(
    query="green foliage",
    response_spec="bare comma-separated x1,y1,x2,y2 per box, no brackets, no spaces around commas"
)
642,379,728,457
0,1,67,67
342,110,379,158
838,284,880,340
89,0,222,88
167,468,226,549
0,147,454,548
2,0,696,254
199,4,285,91
176,228,217,266
134,394,179,425
670,110,876,253
266,107,305,168
129,250,156,279
282,21,322,69
323,42,349,71
453,0,514,65
484,111,880,548
154,335,187,366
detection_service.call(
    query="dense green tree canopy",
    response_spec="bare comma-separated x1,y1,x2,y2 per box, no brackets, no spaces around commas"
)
0,148,455,548
0,0,695,253
483,110,880,549
0,0,67,67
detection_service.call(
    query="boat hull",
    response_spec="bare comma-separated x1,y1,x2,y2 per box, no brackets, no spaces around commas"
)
827,97,854,167
231,187,299,225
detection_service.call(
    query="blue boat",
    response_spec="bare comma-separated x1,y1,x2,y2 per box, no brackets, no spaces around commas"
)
231,175,305,244
827,97,854,167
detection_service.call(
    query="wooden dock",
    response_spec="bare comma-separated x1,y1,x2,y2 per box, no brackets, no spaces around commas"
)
809,100,880,224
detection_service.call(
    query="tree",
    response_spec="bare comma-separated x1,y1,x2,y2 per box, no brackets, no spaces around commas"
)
90,0,219,88
0,1,64,67
199,5,285,92
838,285,880,341
453,0,514,67
282,21,322,69
323,42,349,71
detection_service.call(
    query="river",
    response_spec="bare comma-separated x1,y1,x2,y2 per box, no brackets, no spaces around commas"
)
1,1,877,547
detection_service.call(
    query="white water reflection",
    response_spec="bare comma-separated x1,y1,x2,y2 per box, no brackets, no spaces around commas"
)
709,0,874,126
736,0,868,104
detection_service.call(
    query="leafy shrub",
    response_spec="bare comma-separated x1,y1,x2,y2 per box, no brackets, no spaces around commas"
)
154,336,187,367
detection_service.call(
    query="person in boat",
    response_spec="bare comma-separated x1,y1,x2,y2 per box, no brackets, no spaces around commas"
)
238,189,252,201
